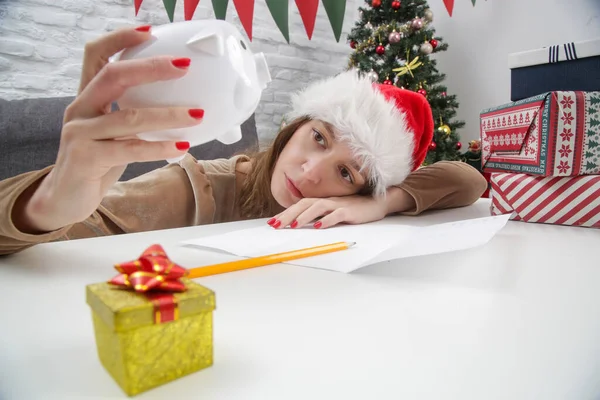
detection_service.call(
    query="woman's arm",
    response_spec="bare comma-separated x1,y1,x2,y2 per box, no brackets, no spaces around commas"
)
390,160,488,215
0,155,217,255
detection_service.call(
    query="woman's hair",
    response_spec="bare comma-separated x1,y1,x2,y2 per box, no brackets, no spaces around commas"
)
239,116,311,219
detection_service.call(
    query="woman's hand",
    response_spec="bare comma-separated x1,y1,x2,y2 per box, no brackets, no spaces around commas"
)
267,187,416,229
18,26,204,233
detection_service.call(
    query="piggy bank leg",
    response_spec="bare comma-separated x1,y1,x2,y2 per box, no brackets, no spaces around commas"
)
218,126,242,145
166,154,186,164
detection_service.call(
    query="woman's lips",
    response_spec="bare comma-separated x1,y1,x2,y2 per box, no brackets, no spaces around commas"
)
285,175,304,198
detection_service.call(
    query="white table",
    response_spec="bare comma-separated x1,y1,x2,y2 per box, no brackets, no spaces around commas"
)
1,199,599,400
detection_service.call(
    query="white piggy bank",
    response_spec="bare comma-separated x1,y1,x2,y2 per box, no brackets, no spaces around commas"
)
114,19,271,162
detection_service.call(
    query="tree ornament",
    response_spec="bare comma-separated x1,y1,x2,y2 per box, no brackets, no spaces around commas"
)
371,0,381,7
417,88,427,96
388,31,402,44
350,41,357,49
424,9,434,21
391,0,401,9
365,21,373,30
437,124,451,135
441,91,447,97
456,142,462,150
376,44,385,55
429,39,439,49
429,141,437,151
420,42,433,54
366,70,379,82
411,17,423,30
383,79,393,85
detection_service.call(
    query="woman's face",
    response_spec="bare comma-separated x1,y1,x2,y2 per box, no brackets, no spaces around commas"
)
271,119,368,208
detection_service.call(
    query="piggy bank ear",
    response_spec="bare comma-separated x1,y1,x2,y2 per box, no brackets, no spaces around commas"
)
187,31,225,56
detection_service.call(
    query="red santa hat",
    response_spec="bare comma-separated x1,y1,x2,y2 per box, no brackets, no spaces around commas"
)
286,69,434,197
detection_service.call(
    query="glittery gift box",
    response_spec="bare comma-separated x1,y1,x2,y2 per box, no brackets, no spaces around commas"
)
86,279,215,396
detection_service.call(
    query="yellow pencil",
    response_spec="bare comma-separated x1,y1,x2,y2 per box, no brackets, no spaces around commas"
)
186,241,356,278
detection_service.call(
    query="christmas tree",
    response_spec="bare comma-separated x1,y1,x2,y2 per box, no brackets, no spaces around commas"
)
346,0,465,165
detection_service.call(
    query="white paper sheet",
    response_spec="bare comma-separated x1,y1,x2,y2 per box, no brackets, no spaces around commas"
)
182,214,511,273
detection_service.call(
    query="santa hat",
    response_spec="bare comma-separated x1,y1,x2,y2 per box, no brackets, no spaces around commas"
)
286,69,434,197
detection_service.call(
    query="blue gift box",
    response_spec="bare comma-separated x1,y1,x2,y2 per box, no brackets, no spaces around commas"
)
509,38,600,101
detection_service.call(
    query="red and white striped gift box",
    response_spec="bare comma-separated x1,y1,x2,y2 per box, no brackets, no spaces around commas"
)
490,172,600,228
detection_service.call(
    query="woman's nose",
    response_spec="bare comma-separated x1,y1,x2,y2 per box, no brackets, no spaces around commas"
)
302,158,322,184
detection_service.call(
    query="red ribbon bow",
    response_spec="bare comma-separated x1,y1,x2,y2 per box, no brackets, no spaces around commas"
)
108,244,188,324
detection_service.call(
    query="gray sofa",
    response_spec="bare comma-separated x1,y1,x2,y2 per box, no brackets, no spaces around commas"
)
0,96,259,181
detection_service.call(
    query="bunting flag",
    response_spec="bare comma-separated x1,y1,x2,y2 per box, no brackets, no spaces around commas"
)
163,0,177,22
184,0,200,20
443,0,454,16
211,0,229,19
266,0,289,43
471,0,476,5
295,0,319,40
232,0,255,40
134,0,143,15
321,0,345,42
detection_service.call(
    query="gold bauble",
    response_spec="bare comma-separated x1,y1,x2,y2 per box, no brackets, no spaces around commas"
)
437,124,451,135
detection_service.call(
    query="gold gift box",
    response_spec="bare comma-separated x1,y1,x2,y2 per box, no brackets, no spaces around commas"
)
86,279,216,396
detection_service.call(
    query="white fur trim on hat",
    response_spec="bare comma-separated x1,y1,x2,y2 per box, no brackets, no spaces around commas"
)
286,69,414,197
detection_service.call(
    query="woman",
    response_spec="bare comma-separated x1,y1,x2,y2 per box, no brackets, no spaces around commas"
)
0,26,487,255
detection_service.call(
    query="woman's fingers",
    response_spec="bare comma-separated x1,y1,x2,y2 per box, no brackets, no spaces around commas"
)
312,208,349,229
69,56,191,120
89,138,191,167
270,199,334,229
69,106,204,141
79,26,152,94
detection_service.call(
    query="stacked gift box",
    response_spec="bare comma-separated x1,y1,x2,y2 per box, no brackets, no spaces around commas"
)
480,38,600,228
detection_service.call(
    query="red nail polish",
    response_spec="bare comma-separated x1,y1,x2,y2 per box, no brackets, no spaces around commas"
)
290,220,298,229
172,58,191,69
188,109,204,119
175,141,190,151
273,220,281,228
135,25,151,32
267,218,276,225
313,221,322,229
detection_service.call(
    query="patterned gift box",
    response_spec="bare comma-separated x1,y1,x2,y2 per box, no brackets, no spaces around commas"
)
481,91,600,177
490,172,600,228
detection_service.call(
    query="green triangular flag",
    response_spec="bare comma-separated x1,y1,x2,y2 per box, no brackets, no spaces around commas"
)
321,0,346,42
211,0,229,19
471,0,476,5
266,0,289,43
163,0,176,22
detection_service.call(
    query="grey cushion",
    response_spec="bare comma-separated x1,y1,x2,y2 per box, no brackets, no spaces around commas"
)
0,96,259,181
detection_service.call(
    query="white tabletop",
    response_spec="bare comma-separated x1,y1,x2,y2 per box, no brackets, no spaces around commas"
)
1,199,599,400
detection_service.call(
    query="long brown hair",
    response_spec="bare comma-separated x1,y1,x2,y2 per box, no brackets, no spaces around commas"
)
239,116,311,218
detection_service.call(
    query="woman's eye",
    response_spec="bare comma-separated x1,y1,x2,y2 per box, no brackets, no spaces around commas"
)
340,167,353,183
313,130,325,146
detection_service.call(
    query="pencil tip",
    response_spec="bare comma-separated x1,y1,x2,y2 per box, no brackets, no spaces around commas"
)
347,241,356,247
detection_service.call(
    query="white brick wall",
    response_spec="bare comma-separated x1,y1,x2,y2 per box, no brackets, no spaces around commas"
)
0,0,359,146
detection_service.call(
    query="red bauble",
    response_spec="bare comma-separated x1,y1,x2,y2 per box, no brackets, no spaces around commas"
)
350,41,357,49
429,141,437,151
391,0,401,9
429,39,438,49
383,79,393,85
417,88,427,96
371,0,381,7
376,45,385,55
456,142,462,150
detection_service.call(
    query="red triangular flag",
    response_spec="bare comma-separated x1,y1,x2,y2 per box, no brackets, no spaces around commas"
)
443,0,454,16
184,0,200,20
134,0,143,15
295,0,319,40
232,0,255,40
